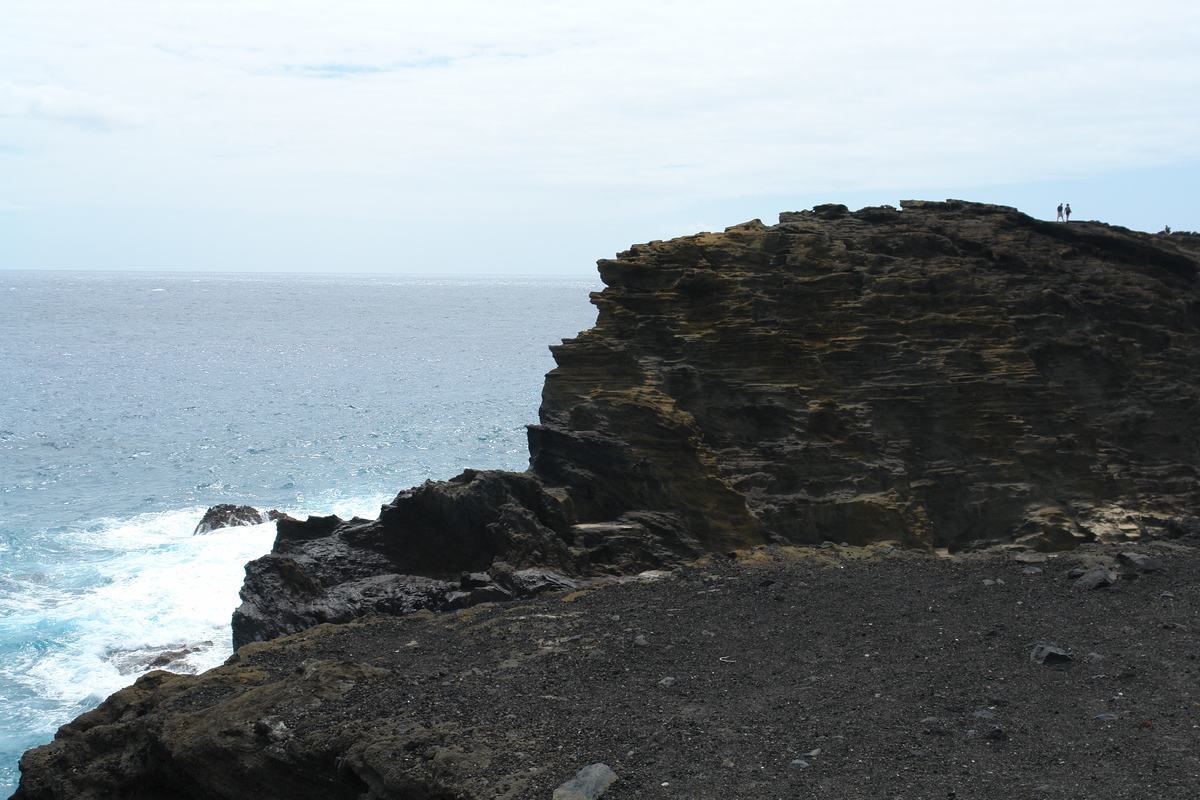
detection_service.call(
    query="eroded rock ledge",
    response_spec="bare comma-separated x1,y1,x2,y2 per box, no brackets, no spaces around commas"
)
229,200,1200,647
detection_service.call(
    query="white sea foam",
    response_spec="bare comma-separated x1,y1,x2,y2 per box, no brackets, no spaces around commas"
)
0,271,600,794
0,496,395,723
2,509,272,706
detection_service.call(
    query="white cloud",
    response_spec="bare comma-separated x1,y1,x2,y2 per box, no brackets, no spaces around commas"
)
2,0,1198,221
0,82,138,130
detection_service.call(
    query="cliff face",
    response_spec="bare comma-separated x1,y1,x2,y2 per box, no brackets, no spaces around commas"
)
225,201,1200,648
534,200,1200,554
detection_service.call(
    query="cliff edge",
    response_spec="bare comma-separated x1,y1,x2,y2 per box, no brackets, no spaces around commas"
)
231,200,1200,646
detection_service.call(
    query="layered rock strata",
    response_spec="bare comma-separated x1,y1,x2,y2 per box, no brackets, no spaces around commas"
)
229,201,1200,647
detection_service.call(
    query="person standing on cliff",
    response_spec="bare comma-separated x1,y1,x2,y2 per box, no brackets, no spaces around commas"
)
1064,203,1071,222
1057,203,1064,221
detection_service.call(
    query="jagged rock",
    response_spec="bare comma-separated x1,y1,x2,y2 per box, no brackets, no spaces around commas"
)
194,504,267,534
1030,644,1073,664
1072,565,1117,589
1164,515,1200,539
1118,552,1165,572
230,473,590,647
225,201,1200,645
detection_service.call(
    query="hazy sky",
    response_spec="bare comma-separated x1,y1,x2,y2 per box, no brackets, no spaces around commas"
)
4,1,1199,274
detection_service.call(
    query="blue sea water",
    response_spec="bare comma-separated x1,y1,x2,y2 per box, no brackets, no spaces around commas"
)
0,270,599,795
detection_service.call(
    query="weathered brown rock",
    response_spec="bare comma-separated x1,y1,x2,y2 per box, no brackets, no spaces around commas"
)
535,201,1200,555
225,200,1200,648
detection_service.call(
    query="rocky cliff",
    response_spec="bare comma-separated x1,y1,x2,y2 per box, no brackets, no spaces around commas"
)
13,200,1200,800
228,200,1200,647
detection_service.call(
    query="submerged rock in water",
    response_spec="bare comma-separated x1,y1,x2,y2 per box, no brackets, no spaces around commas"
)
193,504,269,534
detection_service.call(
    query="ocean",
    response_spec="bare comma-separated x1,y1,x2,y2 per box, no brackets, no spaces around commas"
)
0,270,600,795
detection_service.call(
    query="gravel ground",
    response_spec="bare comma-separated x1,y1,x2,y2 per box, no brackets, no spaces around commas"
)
17,539,1200,800
227,539,1200,800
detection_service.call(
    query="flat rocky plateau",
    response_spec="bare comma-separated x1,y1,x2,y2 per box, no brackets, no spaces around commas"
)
17,539,1199,799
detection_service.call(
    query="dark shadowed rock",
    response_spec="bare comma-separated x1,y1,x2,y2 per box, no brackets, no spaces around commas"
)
1031,643,1073,664
1118,551,1165,572
231,474,593,647
1073,566,1117,590
1164,515,1200,539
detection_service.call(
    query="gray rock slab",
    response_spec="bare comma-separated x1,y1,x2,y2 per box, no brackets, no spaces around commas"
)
553,763,618,800
1073,566,1116,590
1119,552,1165,572
1030,644,1073,664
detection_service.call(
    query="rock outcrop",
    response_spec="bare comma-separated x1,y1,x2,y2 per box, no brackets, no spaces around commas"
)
536,201,1200,554
230,201,1200,647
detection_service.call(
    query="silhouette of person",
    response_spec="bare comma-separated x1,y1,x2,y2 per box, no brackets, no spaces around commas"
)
1056,204,1064,221
1064,204,1071,222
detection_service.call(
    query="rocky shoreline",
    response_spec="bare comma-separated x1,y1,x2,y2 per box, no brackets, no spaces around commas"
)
13,201,1200,798
14,540,1200,799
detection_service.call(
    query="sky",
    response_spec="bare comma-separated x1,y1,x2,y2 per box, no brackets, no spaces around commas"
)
3,0,1199,275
